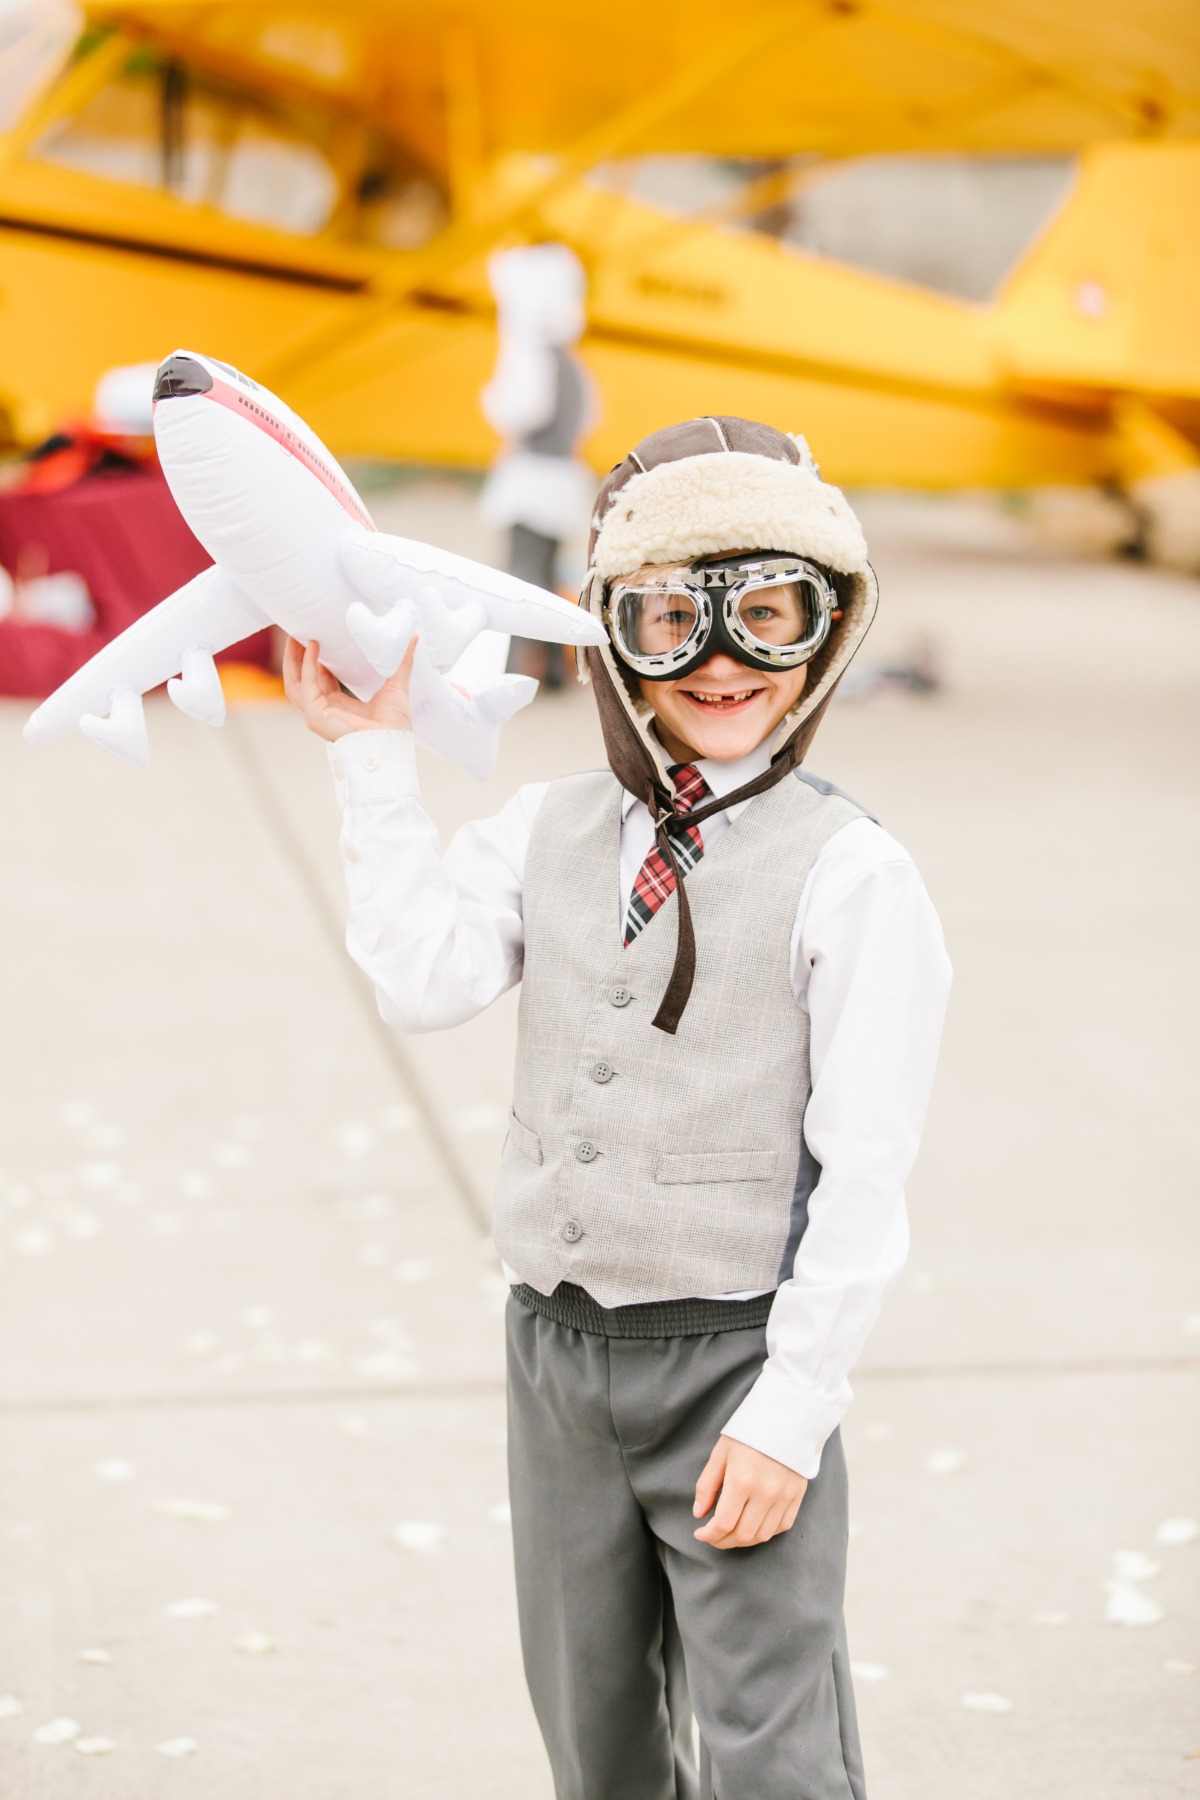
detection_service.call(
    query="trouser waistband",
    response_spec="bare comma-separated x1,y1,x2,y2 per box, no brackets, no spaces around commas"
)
509,1280,775,1339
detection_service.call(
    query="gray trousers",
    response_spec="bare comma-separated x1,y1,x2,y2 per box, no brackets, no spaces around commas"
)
506,1294,866,1800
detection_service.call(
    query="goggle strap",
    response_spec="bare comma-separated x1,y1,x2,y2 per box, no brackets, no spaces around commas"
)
647,744,804,1034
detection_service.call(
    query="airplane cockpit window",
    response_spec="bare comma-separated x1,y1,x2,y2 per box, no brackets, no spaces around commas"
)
353,167,448,252
33,51,340,236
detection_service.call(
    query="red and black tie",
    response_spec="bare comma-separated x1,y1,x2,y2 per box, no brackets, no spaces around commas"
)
623,763,712,946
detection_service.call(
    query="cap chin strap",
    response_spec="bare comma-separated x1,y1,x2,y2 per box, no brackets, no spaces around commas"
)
587,648,824,1034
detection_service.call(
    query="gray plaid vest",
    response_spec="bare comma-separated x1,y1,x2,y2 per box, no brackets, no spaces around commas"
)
492,768,866,1306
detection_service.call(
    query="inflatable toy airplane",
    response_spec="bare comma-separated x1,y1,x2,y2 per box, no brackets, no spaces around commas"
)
23,349,607,778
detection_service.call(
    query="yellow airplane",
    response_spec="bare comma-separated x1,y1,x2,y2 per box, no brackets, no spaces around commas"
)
0,0,1196,496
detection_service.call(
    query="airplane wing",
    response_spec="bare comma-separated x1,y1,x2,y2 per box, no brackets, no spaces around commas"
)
338,529,607,647
23,564,270,764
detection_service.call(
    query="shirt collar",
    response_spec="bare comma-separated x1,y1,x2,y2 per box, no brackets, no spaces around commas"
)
619,738,776,818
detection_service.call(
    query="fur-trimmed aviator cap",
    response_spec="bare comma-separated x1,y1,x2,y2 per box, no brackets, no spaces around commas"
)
580,415,879,1035
589,414,868,578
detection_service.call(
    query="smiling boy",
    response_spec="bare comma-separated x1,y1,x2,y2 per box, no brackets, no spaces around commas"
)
285,416,950,1799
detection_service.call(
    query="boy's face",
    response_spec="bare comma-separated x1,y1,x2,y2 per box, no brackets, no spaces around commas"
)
623,558,809,764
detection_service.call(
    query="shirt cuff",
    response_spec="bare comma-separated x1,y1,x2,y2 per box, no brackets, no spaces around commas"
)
327,730,418,809
720,1364,845,1480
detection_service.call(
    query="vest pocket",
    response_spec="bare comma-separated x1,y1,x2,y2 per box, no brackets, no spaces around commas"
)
507,1110,544,1166
654,1150,779,1185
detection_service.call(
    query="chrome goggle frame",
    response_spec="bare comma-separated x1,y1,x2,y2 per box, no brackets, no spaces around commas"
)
601,555,838,682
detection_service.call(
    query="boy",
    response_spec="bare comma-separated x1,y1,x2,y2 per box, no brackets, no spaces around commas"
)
285,417,951,1799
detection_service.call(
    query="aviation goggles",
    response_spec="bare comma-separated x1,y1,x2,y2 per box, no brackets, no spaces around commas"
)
602,554,838,682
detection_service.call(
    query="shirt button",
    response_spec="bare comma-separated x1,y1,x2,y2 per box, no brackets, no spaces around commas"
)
609,986,631,1007
362,754,380,773
575,1141,598,1163
591,1062,613,1084
562,1218,584,1243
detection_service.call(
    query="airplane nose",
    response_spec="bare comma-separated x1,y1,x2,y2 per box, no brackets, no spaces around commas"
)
153,354,214,402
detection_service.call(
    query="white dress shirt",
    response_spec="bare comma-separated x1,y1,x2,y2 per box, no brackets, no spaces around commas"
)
329,729,951,1478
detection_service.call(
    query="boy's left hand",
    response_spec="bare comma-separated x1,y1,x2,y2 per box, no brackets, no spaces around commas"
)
692,1436,808,1550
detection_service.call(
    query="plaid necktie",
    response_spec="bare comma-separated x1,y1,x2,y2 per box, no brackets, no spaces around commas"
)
623,763,712,946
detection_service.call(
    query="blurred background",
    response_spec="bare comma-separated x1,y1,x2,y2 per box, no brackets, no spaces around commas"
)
0,1,1197,1793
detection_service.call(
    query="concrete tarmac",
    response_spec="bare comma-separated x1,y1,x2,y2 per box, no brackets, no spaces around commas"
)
0,494,1197,1798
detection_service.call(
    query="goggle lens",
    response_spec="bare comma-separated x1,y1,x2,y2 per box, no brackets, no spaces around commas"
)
615,587,701,657
735,579,811,648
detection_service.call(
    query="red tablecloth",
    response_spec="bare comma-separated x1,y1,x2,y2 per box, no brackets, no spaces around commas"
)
0,466,272,698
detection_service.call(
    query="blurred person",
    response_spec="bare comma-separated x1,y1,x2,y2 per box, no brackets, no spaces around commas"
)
479,243,596,689
285,416,951,1799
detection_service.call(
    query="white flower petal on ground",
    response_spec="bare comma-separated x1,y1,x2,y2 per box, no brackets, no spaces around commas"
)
340,1414,370,1437
0,1695,24,1718
179,1173,214,1200
334,1194,394,1223
850,1662,888,1683
13,1227,53,1257
240,1306,273,1332
84,1125,126,1152
1157,1518,1198,1548
294,1340,334,1365
393,1521,445,1554
1030,1611,1071,1627
156,1738,198,1757
153,1500,231,1524
1165,1659,1200,1674
379,1103,418,1133
95,1459,135,1482
961,1692,1013,1715
1183,1314,1200,1337
74,1736,115,1755
183,1332,218,1357
366,1317,408,1341
1104,1580,1164,1626
1113,1550,1161,1581
66,1212,100,1240
359,1244,391,1269
333,1122,377,1159
33,1717,80,1745
235,1631,276,1656
488,1501,512,1526
163,1598,218,1620
211,1142,251,1169
354,1353,420,1381
395,1258,435,1284
926,1449,966,1476
60,1102,98,1129
78,1163,122,1190
77,1649,111,1665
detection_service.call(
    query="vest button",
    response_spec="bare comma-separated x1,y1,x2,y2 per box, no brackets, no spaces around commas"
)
610,986,632,1007
562,1218,584,1242
591,1061,614,1084
575,1141,599,1163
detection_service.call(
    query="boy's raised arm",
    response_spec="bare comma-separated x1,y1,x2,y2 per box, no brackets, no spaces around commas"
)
284,636,542,1032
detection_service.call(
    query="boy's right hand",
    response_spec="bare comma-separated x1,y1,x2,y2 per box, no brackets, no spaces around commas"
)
283,636,417,742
